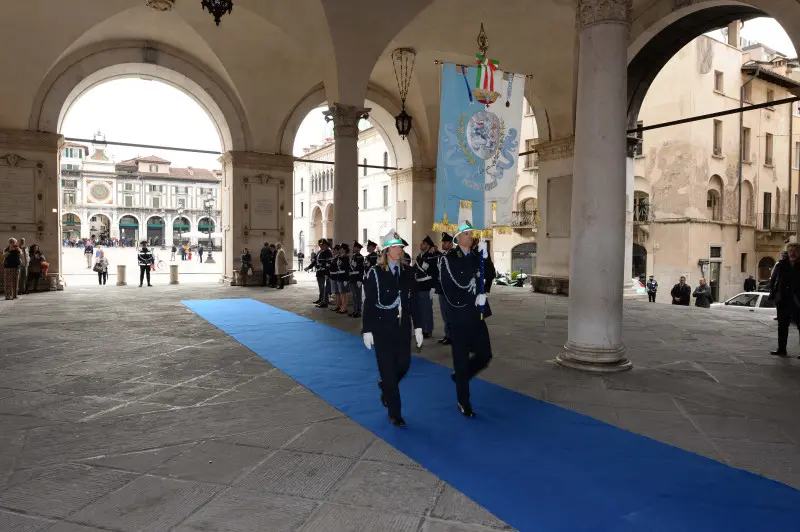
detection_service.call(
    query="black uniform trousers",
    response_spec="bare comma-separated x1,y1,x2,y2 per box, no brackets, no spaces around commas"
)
647,292,656,303
139,265,151,286
373,326,412,418
316,273,328,301
450,319,492,407
777,299,799,352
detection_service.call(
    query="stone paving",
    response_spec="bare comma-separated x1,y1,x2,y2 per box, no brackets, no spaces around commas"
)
0,277,798,531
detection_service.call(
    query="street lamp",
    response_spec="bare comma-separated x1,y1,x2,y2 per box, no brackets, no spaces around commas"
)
177,207,184,246
204,194,216,264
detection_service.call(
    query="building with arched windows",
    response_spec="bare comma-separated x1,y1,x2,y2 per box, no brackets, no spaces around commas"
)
59,137,222,247
633,32,800,303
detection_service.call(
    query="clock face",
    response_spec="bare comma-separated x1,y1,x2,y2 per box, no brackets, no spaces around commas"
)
88,181,113,204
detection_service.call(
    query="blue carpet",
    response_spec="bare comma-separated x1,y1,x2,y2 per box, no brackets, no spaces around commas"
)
184,298,800,532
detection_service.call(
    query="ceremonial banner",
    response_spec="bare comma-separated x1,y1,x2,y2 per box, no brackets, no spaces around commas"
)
433,62,524,233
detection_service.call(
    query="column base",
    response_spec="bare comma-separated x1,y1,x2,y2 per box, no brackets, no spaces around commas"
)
557,342,632,373
531,275,570,295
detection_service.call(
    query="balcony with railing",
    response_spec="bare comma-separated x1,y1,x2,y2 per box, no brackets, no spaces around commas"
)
633,202,653,223
511,210,538,229
756,213,798,232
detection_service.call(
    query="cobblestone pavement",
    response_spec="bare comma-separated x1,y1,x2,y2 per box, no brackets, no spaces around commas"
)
0,280,797,531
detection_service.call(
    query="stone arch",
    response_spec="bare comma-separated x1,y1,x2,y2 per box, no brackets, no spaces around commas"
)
277,82,420,170
30,40,250,152
707,174,724,221
309,204,324,247
145,215,166,246
516,184,537,210
758,255,776,280
634,175,650,196
323,202,334,240
626,2,772,127
740,179,755,225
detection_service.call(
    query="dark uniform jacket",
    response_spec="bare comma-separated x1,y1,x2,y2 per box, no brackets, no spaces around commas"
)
438,247,496,324
769,259,800,305
350,252,365,283
331,254,350,283
365,251,379,279
308,248,333,279
646,279,658,293
137,249,154,267
743,277,756,292
362,262,421,334
414,250,439,292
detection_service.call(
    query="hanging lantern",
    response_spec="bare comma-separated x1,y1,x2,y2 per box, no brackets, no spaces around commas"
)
391,48,417,140
201,0,233,26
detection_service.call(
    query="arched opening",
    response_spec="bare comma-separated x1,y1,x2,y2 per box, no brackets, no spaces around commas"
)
173,216,191,246
758,256,776,281
146,216,165,247
633,191,651,222
61,213,81,242
740,180,755,225
198,217,218,249
632,244,647,280
323,203,334,241
309,206,323,253
707,175,724,221
89,213,111,242
118,215,140,243
298,231,305,257
33,40,242,283
511,242,537,275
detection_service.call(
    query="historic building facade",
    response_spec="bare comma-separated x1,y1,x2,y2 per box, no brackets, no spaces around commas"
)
634,32,800,303
293,125,394,255
60,135,222,247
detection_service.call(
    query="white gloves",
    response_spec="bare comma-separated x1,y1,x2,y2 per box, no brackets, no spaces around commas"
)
414,328,423,348
344,281,349,288
422,262,429,271
475,293,487,307
478,240,488,259
430,288,436,298
363,332,374,350
357,282,362,288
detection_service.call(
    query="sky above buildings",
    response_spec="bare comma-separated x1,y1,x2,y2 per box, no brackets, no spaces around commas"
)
60,17,796,169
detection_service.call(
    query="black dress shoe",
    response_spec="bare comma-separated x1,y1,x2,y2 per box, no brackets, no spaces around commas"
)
423,332,433,339
458,403,475,417
771,350,789,357
312,299,321,304
440,338,452,345
315,303,328,308
388,415,406,427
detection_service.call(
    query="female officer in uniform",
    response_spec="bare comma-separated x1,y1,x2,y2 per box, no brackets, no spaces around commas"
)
362,229,424,426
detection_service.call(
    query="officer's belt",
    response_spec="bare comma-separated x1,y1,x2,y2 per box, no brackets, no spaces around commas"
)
416,275,432,282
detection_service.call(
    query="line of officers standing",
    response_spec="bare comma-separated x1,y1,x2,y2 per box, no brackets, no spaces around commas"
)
304,223,496,426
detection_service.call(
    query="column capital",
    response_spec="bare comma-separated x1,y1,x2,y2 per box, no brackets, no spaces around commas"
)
388,166,435,184
535,136,575,162
323,104,371,138
577,0,631,29
220,151,294,171
0,128,62,152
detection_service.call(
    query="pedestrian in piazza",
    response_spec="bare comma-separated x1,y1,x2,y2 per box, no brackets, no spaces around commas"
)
17,238,29,295
137,241,154,287
2,238,22,300
362,229,424,427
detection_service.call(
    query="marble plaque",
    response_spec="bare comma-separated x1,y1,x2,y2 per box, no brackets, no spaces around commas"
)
546,175,572,238
0,165,35,224
250,183,279,230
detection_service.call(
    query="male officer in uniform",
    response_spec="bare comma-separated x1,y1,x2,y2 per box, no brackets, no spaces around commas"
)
401,239,412,267
349,240,366,318
414,235,439,338
308,239,333,308
364,240,379,278
436,232,454,345
438,220,495,417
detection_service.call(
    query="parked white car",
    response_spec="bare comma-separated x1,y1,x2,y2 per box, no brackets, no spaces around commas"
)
710,291,776,317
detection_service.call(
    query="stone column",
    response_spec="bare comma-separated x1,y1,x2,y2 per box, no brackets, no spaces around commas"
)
0,129,64,290
557,0,632,373
219,151,294,284
530,136,574,295
623,136,637,287
389,167,435,245
324,104,369,244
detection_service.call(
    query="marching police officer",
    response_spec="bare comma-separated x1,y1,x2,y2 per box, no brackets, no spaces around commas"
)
414,235,439,339
362,229,423,426
401,239,412,267
438,220,495,417
349,241,366,318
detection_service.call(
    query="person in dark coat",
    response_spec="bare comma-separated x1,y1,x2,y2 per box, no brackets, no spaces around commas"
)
364,240,379,278
268,244,278,287
670,276,691,305
769,244,800,357
646,275,658,303
744,275,757,292
693,279,713,308
434,232,454,345
349,241,366,318
438,220,496,417
259,242,271,287
362,229,423,427
308,239,332,307
414,235,439,338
